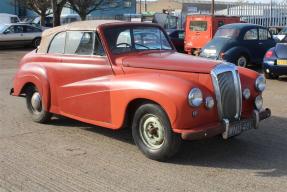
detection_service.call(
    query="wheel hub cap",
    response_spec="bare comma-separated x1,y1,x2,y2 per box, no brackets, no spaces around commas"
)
31,92,42,112
140,115,165,149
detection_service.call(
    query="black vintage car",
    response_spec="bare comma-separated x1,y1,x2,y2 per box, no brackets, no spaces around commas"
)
200,23,276,67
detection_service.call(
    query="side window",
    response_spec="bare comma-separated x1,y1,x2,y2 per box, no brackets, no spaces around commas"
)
178,31,184,39
259,28,269,40
65,31,94,55
244,28,258,40
48,32,66,54
94,33,105,56
25,26,42,33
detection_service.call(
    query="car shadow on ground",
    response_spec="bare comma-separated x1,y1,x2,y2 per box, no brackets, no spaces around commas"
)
0,46,34,51
48,115,287,177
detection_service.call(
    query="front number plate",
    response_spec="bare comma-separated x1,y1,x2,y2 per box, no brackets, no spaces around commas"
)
225,119,254,138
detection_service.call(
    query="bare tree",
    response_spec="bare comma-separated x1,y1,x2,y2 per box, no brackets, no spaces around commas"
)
14,0,51,26
67,0,104,20
51,0,67,27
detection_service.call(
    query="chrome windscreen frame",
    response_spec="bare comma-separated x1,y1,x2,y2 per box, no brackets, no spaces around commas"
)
211,63,242,120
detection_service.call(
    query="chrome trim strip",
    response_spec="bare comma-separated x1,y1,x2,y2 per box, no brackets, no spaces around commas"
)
211,62,242,120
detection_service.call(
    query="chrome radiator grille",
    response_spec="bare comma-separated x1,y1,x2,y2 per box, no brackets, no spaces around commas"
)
211,63,242,121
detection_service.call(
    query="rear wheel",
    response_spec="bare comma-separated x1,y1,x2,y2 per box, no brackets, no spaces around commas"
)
32,38,41,48
26,86,51,123
236,55,248,67
132,103,182,161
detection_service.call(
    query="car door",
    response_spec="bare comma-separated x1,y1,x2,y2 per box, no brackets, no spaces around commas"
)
241,27,261,63
23,25,42,42
258,27,276,61
46,31,114,123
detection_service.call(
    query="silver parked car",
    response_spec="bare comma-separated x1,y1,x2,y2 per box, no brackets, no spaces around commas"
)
0,23,42,48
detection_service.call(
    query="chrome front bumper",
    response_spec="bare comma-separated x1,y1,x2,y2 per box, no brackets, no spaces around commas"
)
181,108,271,141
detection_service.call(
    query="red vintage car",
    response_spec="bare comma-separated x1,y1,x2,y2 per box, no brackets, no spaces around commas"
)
10,20,271,161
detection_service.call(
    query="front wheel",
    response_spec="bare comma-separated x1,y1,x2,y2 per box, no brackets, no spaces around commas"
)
26,86,52,123
236,55,248,67
132,103,182,161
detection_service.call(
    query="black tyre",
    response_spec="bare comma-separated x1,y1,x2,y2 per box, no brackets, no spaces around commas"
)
132,103,182,161
26,86,51,123
32,38,41,48
236,55,248,67
264,71,279,79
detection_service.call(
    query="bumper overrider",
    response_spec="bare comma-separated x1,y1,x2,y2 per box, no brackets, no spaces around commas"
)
182,108,271,140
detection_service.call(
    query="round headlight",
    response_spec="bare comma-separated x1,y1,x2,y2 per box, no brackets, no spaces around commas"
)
243,88,251,100
255,75,266,92
205,96,215,109
255,95,263,110
188,88,203,107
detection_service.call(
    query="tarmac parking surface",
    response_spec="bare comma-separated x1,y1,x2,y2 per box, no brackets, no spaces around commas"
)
0,48,287,192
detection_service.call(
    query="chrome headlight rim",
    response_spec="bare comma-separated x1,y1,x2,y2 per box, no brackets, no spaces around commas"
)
255,75,266,92
255,95,263,110
188,88,203,107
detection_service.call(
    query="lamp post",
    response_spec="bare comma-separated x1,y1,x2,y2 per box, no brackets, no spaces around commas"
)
139,0,142,14
211,0,215,16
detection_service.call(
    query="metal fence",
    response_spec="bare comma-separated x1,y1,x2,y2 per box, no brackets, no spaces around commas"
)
222,2,287,27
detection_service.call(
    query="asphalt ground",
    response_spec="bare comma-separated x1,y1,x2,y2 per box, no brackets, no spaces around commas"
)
0,48,287,192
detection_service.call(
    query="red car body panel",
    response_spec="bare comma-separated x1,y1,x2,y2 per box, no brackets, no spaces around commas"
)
12,21,262,138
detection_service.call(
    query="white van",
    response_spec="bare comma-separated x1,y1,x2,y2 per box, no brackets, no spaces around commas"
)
0,13,20,24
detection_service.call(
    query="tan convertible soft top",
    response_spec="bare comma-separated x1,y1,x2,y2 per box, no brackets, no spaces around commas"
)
38,20,122,53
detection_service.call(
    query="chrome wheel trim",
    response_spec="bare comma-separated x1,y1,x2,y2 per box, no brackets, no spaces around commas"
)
139,114,165,150
31,92,42,113
237,56,247,67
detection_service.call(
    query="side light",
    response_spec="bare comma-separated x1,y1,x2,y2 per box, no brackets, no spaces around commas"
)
242,88,251,100
205,96,215,109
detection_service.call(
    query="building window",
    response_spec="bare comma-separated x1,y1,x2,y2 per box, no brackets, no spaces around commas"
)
108,0,118,8
123,0,132,8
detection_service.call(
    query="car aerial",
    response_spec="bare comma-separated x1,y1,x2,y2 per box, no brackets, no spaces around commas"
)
0,23,42,48
200,23,276,67
263,43,287,79
10,20,271,161
166,29,184,53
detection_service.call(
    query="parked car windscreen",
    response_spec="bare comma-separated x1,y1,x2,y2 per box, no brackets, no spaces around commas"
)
104,26,173,54
214,28,240,38
278,27,287,35
0,25,7,33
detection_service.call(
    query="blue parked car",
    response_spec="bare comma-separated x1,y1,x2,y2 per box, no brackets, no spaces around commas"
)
200,23,276,67
263,43,287,79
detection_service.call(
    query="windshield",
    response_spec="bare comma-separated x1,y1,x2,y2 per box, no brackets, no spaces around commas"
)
0,25,7,33
278,28,287,35
215,28,240,38
104,26,173,54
